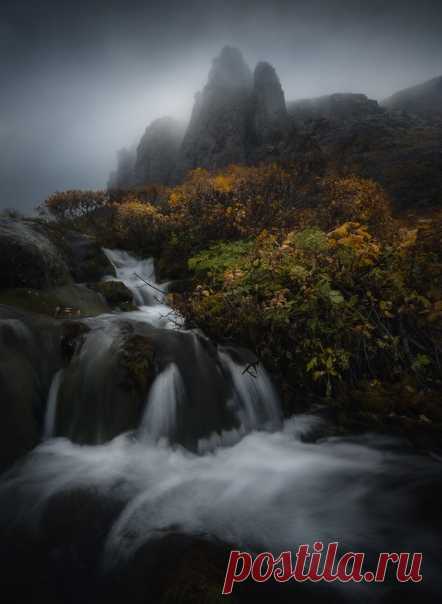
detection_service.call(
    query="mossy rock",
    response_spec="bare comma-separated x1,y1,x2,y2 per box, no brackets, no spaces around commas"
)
89,280,135,310
118,332,156,394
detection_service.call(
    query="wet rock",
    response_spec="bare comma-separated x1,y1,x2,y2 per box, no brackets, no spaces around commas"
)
55,322,156,444
89,280,135,310
54,318,238,448
61,320,90,363
0,218,71,290
0,284,110,318
45,227,115,282
0,306,62,471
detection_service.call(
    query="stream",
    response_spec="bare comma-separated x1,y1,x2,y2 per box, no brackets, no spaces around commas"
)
0,249,441,603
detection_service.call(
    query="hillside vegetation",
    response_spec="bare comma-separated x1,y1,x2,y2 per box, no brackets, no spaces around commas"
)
41,163,442,432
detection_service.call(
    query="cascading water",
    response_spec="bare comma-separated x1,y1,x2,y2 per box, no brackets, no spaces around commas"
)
218,347,282,432
43,369,64,439
3,249,441,603
102,248,181,329
140,363,184,442
41,248,281,447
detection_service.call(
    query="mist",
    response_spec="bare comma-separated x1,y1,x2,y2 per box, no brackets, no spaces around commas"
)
1,0,441,213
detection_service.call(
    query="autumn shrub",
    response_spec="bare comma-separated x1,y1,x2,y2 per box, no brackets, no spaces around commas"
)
179,221,441,406
165,163,310,250
39,163,441,419
42,190,109,224
112,199,169,255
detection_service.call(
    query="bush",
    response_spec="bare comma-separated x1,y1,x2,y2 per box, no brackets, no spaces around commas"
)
42,190,109,223
180,221,441,404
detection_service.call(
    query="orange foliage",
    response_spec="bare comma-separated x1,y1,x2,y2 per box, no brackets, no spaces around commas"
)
43,190,108,221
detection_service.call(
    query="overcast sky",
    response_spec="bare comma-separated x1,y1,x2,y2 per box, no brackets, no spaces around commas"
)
1,0,441,213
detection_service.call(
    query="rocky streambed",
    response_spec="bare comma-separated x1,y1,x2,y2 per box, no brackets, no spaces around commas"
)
0,218,441,604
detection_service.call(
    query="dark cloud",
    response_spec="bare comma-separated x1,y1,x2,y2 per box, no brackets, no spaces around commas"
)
1,0,441,212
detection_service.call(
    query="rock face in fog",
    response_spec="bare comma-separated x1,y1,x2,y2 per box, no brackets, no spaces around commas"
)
111,46,306,187
290,90,442,209
288,93,384,124
382,75,442,118
108,147,137,190
177,46,254,176
135,117,184,185
109,47,442,209
252,61,289,142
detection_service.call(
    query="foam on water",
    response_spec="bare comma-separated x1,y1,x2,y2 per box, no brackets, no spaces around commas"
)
0,414,439,598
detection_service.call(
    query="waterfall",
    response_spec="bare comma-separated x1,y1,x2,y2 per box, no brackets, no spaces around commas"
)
219,349,283,432
43,369,64,439
96,250,283,447
102,248,164,306
140,363,185,442
102,247,183,329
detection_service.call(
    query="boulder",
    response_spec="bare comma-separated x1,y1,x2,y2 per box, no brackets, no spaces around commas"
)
0,218,71,290
89,280,135,310
47,228,115,283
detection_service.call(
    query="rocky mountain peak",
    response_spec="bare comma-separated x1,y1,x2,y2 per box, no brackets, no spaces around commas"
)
177,47,254,176
206,45,253,91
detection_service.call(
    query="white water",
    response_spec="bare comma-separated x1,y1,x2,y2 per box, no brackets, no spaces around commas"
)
43,369,64,439
141,363,185,442
0,415,439,603
102,248,183,329
103,249,161,306
219,349,282,432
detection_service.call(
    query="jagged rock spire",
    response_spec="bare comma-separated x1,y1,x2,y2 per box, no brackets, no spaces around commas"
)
206,45,253,91
177,46,253,175
253,61,288,141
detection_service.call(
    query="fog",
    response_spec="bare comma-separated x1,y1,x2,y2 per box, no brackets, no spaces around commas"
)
1,0,441,213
